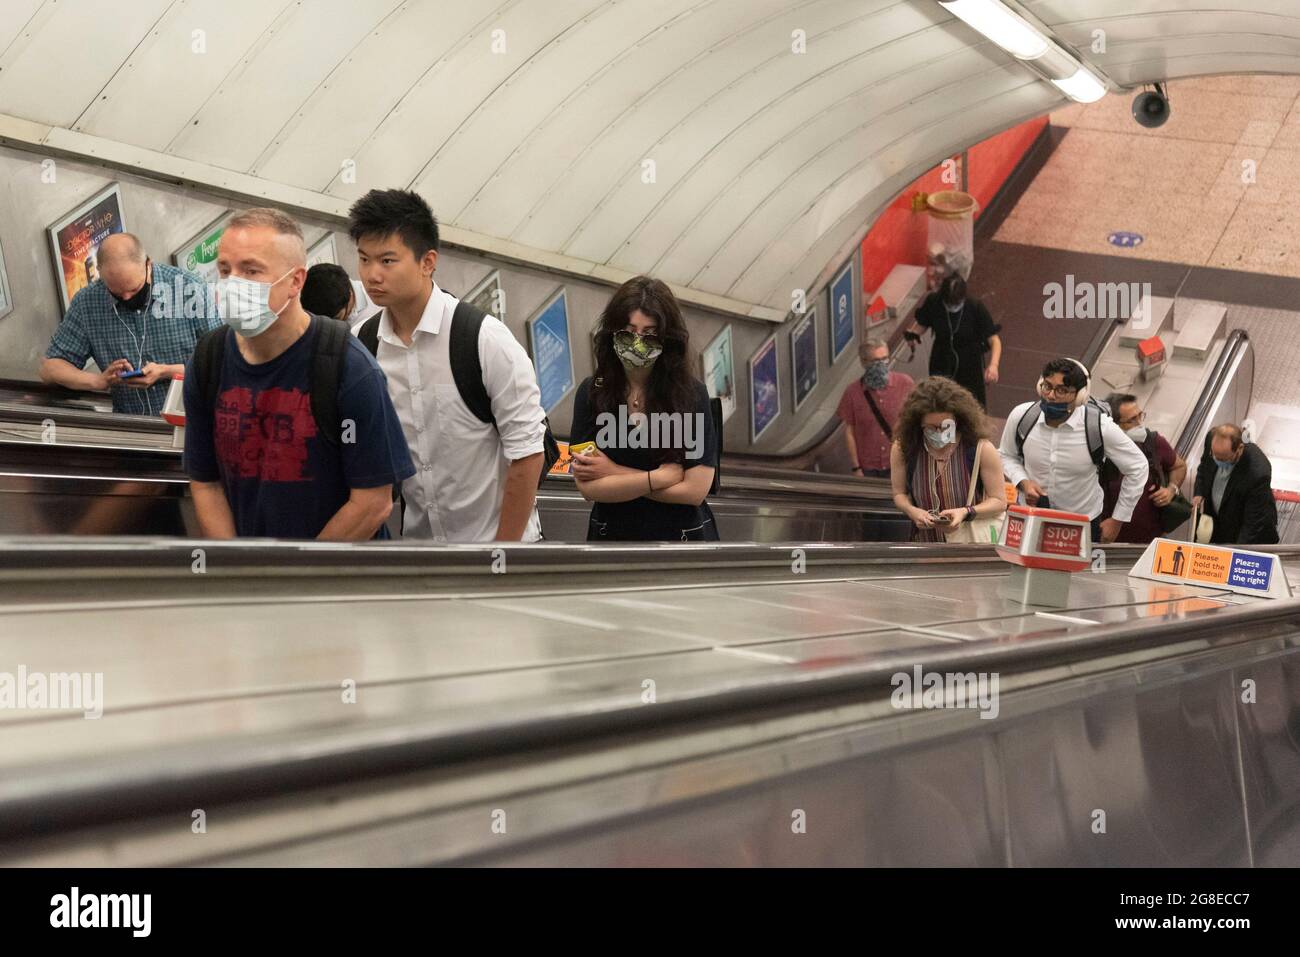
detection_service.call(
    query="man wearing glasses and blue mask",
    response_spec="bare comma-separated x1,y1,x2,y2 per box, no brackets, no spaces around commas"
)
182,208,414,540
40,233,220,416
998,357,1147,544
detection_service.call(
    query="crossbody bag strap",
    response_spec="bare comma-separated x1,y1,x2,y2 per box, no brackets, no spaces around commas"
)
861,385,892,439
964,440,983,508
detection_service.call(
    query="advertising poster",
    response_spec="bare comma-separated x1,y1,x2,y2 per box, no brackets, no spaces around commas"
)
750,335,780,442
0,237,13,320
466,269,505,322
172,212,232,284
701,324,736,424
791,308,818,411
829,258,855,362
47,184,126,313
307,233,338,269
527,289,575,413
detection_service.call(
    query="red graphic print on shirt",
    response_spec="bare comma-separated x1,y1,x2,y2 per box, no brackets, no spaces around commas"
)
213,386,316,482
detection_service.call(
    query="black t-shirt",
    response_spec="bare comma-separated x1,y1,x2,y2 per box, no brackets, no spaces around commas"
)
915,293,998,378
569,376,720,541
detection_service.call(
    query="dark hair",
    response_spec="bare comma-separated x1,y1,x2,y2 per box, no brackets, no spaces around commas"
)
1041,357,1088,391
940,273,967,304
590,276,698,464
1106,392,1138,416
301,263,354,319
894,376,988,464
347,189,439,259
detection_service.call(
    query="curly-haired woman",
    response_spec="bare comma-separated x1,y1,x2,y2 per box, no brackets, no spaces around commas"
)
889,376,1006,542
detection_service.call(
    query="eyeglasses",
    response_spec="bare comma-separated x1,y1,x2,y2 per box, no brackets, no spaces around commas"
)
1117,410,1146,428
614,330,662,350
1039,382,1078,399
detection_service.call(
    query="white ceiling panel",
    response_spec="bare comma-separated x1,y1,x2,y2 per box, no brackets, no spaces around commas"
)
252,0,505,186
73,0,290,150
0,0,50,54
4,0,1300,315
0,0,171,128
326,0,610,202
165,0,400,171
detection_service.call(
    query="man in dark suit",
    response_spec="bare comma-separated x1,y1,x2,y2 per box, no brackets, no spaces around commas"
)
1192,424,1278,545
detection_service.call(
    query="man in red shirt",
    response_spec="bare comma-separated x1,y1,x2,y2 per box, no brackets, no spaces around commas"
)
1101,392,1188,543
838,338,914,477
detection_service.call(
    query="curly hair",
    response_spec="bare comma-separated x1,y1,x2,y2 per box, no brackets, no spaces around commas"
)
894,376,989,463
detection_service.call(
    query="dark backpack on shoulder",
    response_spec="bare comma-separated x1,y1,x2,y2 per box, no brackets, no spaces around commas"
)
1013,397,1110,476
357,300,560,486
191,315,353,447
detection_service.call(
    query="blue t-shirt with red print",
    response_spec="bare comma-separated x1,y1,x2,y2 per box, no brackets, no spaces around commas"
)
183,319,414,539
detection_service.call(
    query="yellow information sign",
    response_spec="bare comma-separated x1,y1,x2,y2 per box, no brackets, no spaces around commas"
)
1151,540,1231,584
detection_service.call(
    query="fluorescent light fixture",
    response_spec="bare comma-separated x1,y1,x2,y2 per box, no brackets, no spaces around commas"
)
939,0,1049,59
1052,67,1107,103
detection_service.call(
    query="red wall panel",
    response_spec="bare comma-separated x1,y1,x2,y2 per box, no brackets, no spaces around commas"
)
860,116,1049,297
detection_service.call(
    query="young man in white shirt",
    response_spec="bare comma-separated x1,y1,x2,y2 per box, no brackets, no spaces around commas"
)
998,357,1148,544
347,189,546,542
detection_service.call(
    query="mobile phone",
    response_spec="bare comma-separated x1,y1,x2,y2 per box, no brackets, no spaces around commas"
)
928,509,952,525
569,441,596,456
117,369,146,379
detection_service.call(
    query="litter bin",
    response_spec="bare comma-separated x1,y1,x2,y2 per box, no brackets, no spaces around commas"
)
923,190,978,290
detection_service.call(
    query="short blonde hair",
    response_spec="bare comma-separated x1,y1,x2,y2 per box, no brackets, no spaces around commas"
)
227,207,304,242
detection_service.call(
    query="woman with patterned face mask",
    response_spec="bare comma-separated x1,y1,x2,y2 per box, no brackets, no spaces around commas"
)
569,276,720,541
889,376,1006,542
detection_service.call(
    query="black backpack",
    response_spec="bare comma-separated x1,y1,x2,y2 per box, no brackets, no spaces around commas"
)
1013,397,1110,475
357,299,560,487
192,315,355,448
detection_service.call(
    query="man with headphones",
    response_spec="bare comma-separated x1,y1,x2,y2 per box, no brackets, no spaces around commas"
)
998,357,1148,544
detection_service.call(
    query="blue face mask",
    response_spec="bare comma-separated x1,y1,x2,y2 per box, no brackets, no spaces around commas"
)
1214,458,1235,473
1040,398,1070,418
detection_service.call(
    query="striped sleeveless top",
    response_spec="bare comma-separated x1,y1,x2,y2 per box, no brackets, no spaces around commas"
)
909,439,980,543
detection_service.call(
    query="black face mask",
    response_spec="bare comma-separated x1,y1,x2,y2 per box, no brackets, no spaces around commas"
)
111,264,151,312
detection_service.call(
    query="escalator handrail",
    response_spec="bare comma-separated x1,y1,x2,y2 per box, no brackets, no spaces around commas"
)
1175,329,1251,463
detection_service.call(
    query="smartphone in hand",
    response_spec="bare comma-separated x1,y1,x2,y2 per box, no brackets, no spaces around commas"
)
118,369,146,379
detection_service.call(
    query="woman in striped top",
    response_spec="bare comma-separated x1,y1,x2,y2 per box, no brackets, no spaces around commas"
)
888,376,1006,542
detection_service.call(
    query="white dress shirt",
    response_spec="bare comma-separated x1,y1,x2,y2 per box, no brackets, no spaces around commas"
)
998,401,1148,522
363,283,546,542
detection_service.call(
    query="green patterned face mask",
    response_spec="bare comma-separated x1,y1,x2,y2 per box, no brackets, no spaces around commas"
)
613,330,663,370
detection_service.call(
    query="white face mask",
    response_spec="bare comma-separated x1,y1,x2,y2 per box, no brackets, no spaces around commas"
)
1125,426,1148,443
217,270,295,337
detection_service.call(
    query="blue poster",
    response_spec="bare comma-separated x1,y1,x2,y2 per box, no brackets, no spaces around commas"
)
528,290,574,413
829,260,855,362
750,336,780,442
791,310,817,411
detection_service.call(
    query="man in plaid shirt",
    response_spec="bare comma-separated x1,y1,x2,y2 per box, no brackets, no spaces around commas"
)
40,233,220,416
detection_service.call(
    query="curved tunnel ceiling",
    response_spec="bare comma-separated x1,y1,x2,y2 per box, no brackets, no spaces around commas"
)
0,0,1298,320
